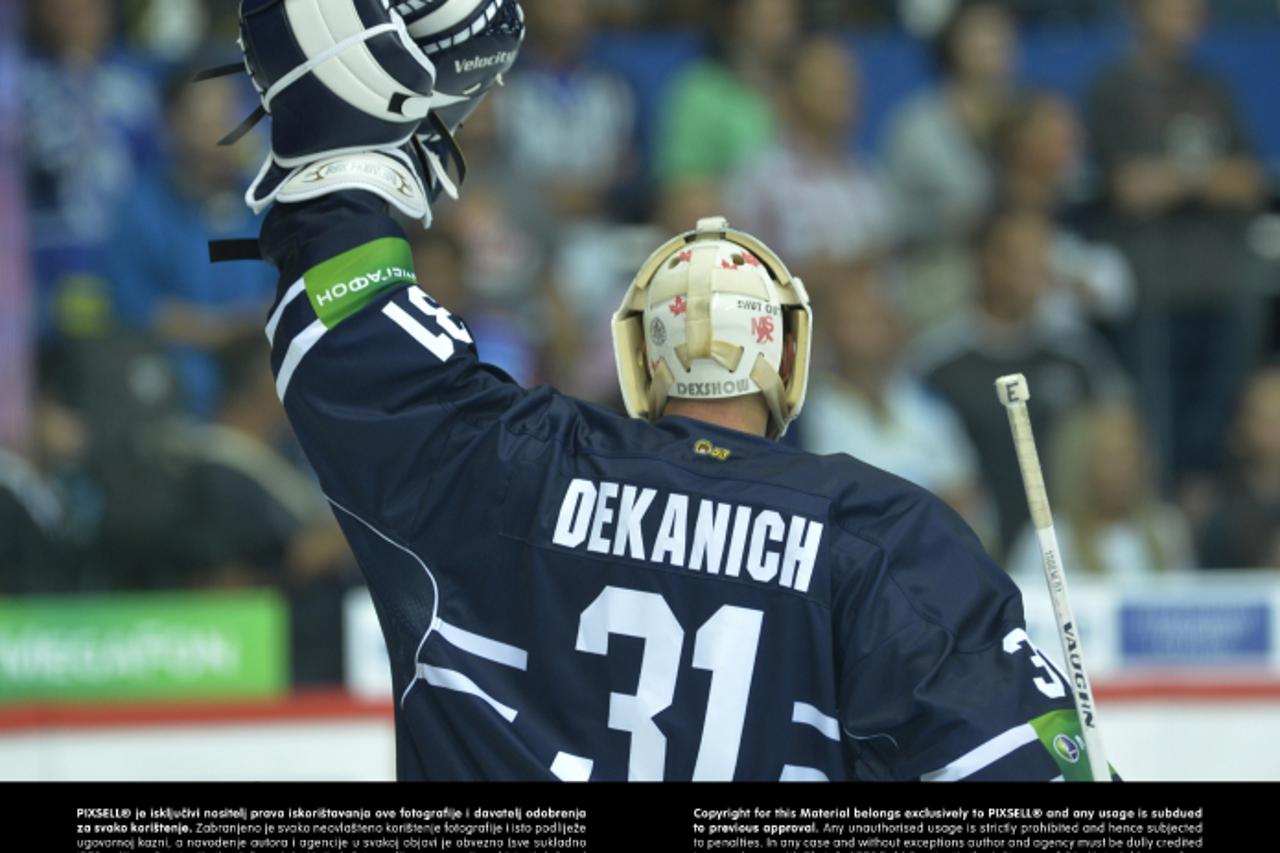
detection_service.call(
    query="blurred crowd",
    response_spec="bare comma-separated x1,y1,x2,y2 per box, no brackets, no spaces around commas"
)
4,0,1280,680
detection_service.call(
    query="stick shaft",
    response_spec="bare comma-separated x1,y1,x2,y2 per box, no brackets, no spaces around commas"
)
1005,398,1054,530
1002,397,1110,782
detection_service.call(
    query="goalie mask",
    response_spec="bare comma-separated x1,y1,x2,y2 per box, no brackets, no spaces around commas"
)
612,217,813,439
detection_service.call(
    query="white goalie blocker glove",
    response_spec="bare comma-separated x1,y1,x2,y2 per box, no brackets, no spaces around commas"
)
612,217,814,440
212,0,438,224
217,0,522,226
400,0,526,190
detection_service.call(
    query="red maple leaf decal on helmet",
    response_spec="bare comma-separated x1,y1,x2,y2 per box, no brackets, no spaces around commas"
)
669,295,687,316
676,250,692,264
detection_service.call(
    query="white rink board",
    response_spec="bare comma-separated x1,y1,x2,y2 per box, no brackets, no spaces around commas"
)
0,717,395,781
1099,702,1280,781
0,698,1276,781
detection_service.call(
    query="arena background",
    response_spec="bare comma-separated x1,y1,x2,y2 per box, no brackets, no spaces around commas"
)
3,0,1279,781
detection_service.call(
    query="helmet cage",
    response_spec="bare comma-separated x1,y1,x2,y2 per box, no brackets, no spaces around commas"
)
612,217,812,439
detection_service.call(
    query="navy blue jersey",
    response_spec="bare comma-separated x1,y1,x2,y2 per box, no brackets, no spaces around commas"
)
260,193,1101,782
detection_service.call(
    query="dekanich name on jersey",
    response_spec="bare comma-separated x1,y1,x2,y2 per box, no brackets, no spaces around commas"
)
551,478,825,593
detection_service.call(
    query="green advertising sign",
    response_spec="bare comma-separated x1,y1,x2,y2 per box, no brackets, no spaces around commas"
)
0,591,288,702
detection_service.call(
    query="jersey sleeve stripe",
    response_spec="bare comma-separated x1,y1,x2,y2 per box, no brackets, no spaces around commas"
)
275,318,328,400
435,618,529,670
416,663,518,723
550,752,594,782
791,702,841,742
920,723,1038,782
266,279,307,345
780,765,830,782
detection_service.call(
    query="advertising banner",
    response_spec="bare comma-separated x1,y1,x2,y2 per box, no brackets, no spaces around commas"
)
0,592,288,702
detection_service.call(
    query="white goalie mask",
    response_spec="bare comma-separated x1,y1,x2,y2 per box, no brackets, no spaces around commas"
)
612,216,813,439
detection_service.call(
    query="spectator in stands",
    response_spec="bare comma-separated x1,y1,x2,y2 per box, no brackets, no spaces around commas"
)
725,36,896,273
655,0,799,185
993,92,1135,331
656,180,724,237
1087,0,1267,491
801,257,988,539
1007,401,1195,584
1,0,32,450
42,329,188,588
882,0,1020,331
23,0,162,339
495,0,639,223
159,337,353,588
1199,364,1280,569
913,208,1129,557
0,442,68,593
440,97,547,305
155,338,358,682
884,0,1017,246
1000,0,1117,26
484,0,654,401
430,97,551,390
0,349,100,593
122,0,215,62
407,227,540,387
103,66,276,418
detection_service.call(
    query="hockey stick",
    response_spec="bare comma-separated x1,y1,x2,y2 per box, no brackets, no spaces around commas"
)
995,374,1110,782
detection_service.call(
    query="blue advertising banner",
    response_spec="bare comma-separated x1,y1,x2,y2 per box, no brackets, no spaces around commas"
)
1120,603,1271,664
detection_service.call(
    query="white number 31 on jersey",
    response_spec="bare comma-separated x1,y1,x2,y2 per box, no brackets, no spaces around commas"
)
383,288,472,361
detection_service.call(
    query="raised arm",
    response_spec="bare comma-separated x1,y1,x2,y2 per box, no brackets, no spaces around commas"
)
212,0,525,538
260,191,525,540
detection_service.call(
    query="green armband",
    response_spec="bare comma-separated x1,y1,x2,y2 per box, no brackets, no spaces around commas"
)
304,237,416,328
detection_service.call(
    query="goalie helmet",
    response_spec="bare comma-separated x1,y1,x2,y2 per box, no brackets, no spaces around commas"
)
612,217,813,439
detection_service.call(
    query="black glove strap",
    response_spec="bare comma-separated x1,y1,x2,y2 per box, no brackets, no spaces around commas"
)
426,111,468,187
192,62,245,82
208,238,263,264
218,106,268,147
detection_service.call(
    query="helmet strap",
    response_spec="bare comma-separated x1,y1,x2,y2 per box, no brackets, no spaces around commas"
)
749,355,787,439
684,248,716,359
647,360,675,421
